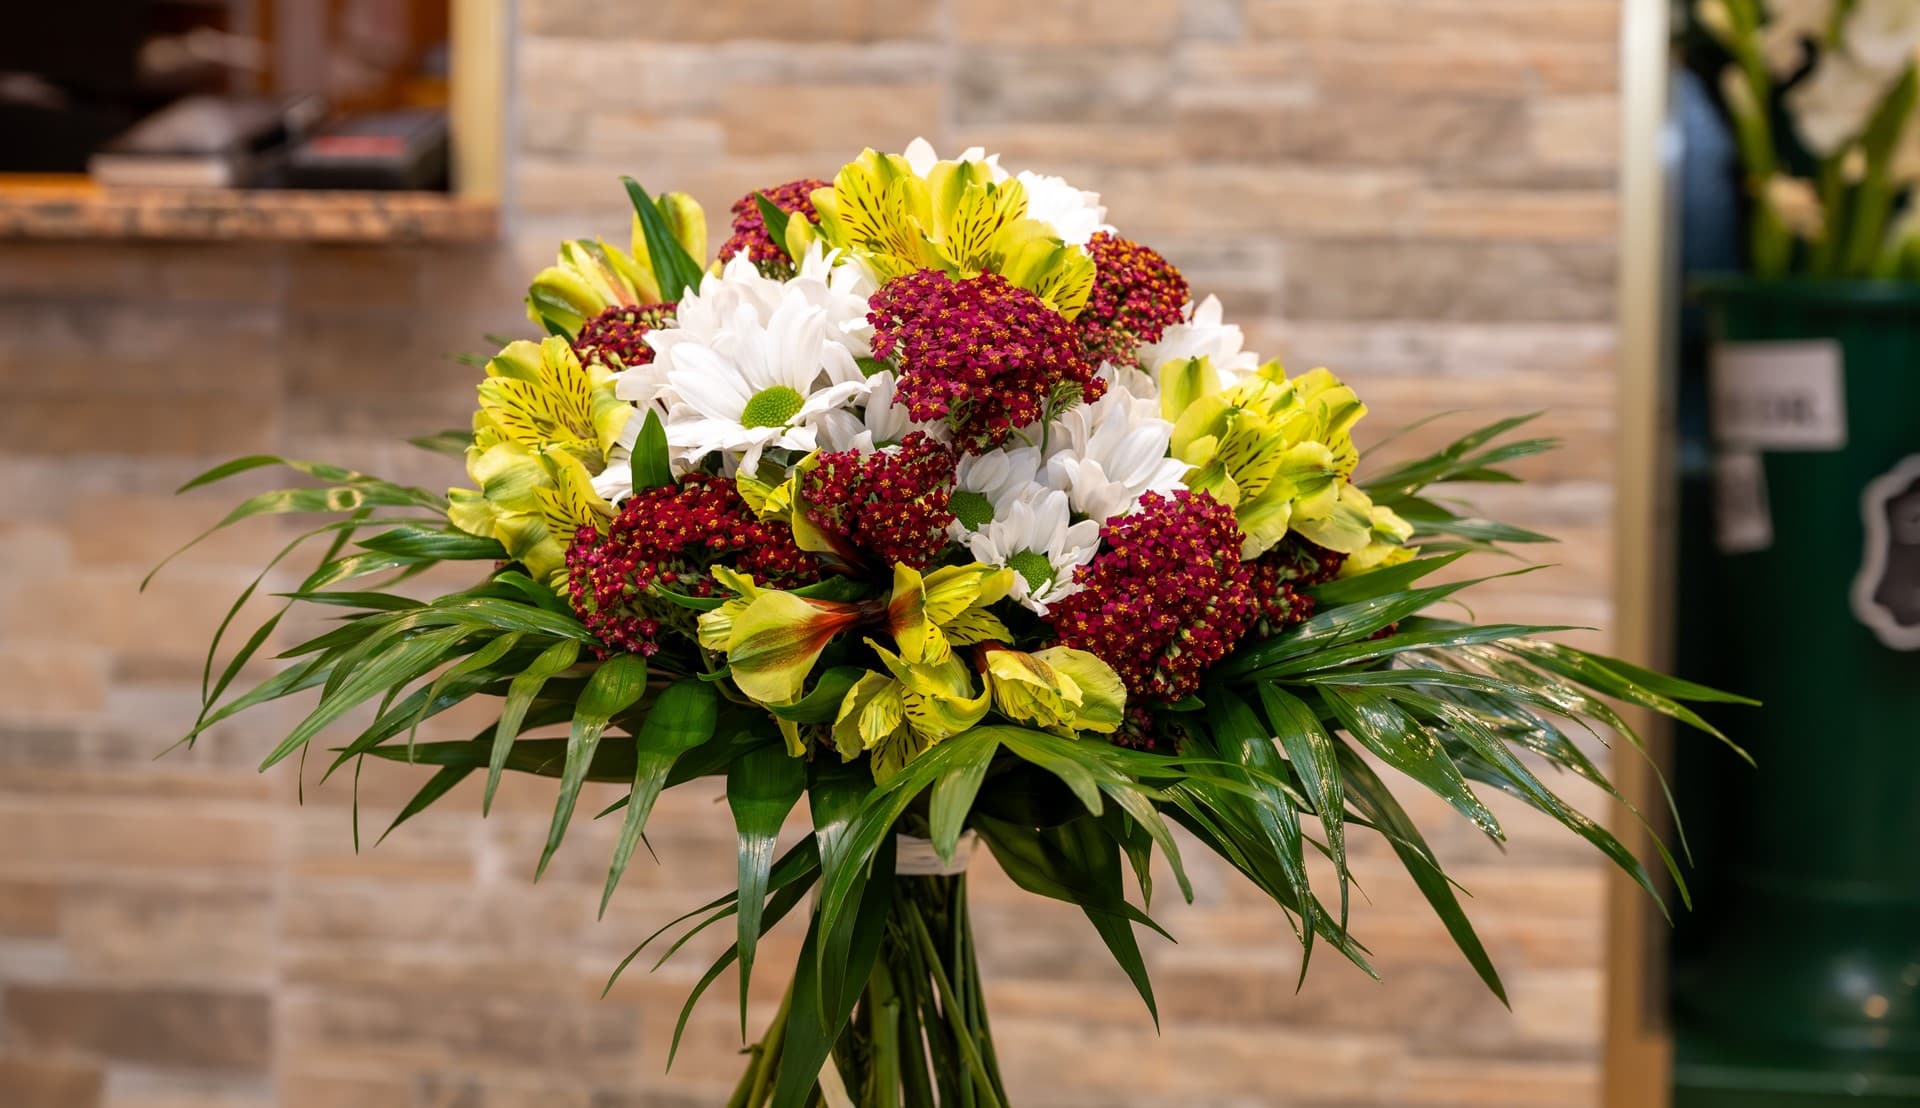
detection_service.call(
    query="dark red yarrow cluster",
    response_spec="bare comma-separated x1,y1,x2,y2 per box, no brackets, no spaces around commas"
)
566,475,816,656
1248,537,1346,637
1045,489,1257,702
573,302,675,369
718,178,830,267
802,432,958,569
1076,232,1189,369
868,269,1106,454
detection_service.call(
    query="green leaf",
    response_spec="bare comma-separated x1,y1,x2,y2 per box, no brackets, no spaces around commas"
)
973,814,1170,938
408,429,473,456
377,764,473,845
1394,686,1677,918
927,738,995,864
356,526,508,561
258,624,473,770
1224,565,1543,679
406,631,525,751
1205,687,1316,961
664,862,820,1069
537,654,649,878
1337,747,1508,1006
1308,551,1464,607
813,730,1001,961
623,177,707,303
601,678,717,916
807,757,875,1026
769,836,896,1108
1259,622,1578,679
1319,684,1500,841
763,666,866,723
727,743,807,1035
486,639,582,812
1255,683,1350,922
753,192,795,261
631,408,673,493
1003,814,1162,1025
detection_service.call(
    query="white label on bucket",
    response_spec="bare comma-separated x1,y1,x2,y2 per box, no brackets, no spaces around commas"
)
1714,451,1774,554
1710,340,1847,451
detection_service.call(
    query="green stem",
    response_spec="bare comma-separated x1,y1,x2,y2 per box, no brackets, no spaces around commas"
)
745,985,793,1108
726,1046,766,1108
903,898,1006,1108
1809,155,1849,277
1842,66,1919,277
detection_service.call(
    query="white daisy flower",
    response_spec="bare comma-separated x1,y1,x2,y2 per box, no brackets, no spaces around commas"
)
947,444,1045,540
815,370,941,455
1136,294,1260,383
1044,390,1189,526
656,292,868,475
1015,170,1110,247
964,488,1102,614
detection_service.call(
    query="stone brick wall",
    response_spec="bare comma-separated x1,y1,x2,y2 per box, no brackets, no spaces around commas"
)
0,2,1622,1105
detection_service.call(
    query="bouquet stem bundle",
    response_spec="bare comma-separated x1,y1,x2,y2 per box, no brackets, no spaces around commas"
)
731,871,1002,1108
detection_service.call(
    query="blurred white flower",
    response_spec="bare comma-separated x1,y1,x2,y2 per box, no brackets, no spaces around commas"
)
1759,0,1837,76
897,137,1110,246
1786,50,1898,155
1843,0,1920,73
1765,175,1828,240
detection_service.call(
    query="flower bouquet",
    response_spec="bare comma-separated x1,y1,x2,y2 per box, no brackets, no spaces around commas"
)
154,140,1745,1106
1694,0,1920,277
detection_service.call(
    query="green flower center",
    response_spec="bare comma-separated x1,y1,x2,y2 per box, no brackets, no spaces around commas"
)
740,385,805,430
949,490,995,531
1007,550,1055,593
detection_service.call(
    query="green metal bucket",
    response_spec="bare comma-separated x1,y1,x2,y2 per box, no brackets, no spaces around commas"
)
1675,279,1920,1069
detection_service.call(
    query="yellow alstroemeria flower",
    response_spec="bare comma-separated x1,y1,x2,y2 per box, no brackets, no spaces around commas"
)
810,148,1094,318
448,338,630,586
1340,501,1420,578
1165,360,1374,559
884,562,1014,665
833,642,991,784
449,449,610,588
698,584,864,710
980,645,1126,737
526,193,707,335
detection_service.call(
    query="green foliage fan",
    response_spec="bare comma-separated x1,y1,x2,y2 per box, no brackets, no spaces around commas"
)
150,415,1751,1107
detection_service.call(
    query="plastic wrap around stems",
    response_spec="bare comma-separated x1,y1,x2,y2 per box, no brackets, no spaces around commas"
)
727,833,1005,1108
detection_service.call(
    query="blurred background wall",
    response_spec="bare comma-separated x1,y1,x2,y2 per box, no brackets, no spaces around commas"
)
0,1,1624,1104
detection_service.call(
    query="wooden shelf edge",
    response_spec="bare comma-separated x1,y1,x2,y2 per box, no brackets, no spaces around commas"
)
0,181,499,245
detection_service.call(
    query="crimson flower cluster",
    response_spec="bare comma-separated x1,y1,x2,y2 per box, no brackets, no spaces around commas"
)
1248,537,1346,638
868,270,1106,453
573,302,675,369
1045,489,1257,702
1076,232,1190,369
718,178,830,268
802,432,958,569
566,475,817,656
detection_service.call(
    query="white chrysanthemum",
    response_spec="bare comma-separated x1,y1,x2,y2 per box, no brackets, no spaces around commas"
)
964,488,1101,614
946,444,1045,540
815,370,941,455
1044,391,1188,525
650,291,868,476
898,137,1109,247
617,251,870,416
1015,170,1110,247
1136,295,1260,383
